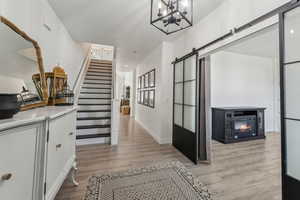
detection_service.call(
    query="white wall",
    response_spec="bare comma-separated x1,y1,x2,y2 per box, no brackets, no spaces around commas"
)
211,51,279,132
158,42,174,143
0,0,85,88
135,42,174,144
135,44,162,143
0,75,25,93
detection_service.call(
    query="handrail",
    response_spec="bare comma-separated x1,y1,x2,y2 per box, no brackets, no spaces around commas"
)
73,47,91,91
73,46,92,105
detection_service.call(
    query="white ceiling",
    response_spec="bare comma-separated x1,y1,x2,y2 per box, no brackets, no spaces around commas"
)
225,25,279,58
48,0,224,70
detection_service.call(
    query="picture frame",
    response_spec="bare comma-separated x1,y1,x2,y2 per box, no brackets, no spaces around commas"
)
149,90,155,108
137,68,156,108
145,73,149,88
141,75,145,89
138,77,141,89
140,90,144,104
137,90,141,103
144,90,149,106
149,69,155,87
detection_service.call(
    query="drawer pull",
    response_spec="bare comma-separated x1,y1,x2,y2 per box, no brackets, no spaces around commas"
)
1,173,12,181
69,132,74,136
56,144,62,149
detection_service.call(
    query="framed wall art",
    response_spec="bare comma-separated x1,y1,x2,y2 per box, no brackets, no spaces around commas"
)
137,69,156,108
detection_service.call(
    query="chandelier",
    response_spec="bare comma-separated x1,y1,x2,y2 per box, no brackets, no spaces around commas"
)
151,0,193,35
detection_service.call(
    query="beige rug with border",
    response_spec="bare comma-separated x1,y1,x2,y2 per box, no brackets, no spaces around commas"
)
84,161,212,200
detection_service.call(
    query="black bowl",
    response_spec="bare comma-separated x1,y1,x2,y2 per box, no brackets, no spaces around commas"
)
0,94,20,119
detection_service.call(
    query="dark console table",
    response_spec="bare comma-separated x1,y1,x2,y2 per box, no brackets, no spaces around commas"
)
212,107,266,144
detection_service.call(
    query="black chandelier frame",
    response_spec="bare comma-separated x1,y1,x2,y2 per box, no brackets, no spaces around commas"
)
150,0,193,35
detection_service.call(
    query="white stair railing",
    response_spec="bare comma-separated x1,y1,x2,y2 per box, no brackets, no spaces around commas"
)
73,46,92,105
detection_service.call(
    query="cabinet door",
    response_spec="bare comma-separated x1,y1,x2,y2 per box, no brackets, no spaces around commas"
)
46,111,76,199
0,125,38,200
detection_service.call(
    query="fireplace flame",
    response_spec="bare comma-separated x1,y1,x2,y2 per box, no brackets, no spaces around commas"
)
240,124,251,131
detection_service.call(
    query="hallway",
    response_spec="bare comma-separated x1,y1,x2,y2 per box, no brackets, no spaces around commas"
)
55,116,281,200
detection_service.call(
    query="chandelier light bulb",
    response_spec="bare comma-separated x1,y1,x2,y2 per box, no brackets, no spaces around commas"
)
158,1,162,9
181,0,188,8
163,9,167,16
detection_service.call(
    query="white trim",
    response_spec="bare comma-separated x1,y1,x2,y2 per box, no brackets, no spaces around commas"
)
111,99,120,145
136,119,161,144
74,47,92,105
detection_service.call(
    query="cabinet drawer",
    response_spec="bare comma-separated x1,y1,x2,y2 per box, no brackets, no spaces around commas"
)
46,111,76,196
0,125,39,200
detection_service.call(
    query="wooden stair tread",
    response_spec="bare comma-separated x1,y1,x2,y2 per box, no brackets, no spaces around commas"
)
83,82,112,85
81,87,112,90
77,117,111,120
76,133,111,140
78,109,111,113
80,92,111,94
77,124,111,129
79,97,111,99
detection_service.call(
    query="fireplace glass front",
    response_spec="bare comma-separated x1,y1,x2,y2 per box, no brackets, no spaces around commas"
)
234,115,257,138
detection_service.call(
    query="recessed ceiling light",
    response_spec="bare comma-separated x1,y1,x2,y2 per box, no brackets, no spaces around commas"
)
290,29,295,34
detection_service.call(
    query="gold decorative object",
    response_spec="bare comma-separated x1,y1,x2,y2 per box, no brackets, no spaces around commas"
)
46,66,69,106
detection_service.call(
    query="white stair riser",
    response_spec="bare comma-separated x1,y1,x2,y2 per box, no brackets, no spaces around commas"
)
78,99,111,104
90,66,112,68
76,137,110,146
77,112,111,118
85,75,112,80
87,69,112,72
80,93,111,99
77,128,111,135
77,119,111,126
84,79,112,84
82,84,111,88
88,69,112,73
86,72,112,76
78,105,111,110
80,88,111,93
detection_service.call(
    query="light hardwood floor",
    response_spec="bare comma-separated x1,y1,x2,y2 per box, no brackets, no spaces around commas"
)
55,116,282,200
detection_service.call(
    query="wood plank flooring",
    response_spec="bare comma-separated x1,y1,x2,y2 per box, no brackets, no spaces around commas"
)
55,116,281,200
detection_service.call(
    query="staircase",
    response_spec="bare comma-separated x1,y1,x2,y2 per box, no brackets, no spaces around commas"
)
76,59,113,145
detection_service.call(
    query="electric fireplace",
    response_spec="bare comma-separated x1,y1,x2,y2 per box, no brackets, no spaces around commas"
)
212,107,265,144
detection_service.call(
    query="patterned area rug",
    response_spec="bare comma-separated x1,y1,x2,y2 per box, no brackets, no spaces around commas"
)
84,161,212,200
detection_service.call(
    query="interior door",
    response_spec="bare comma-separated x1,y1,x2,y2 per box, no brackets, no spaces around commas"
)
280,3,300,200
173,54,199,164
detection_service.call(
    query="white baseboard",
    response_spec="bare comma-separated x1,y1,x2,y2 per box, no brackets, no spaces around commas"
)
159,137,172,144
135,119,162,144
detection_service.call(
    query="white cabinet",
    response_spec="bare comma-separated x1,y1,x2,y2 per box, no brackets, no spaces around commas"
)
0,106,77,200
0,123,45,200
45,110,77,200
